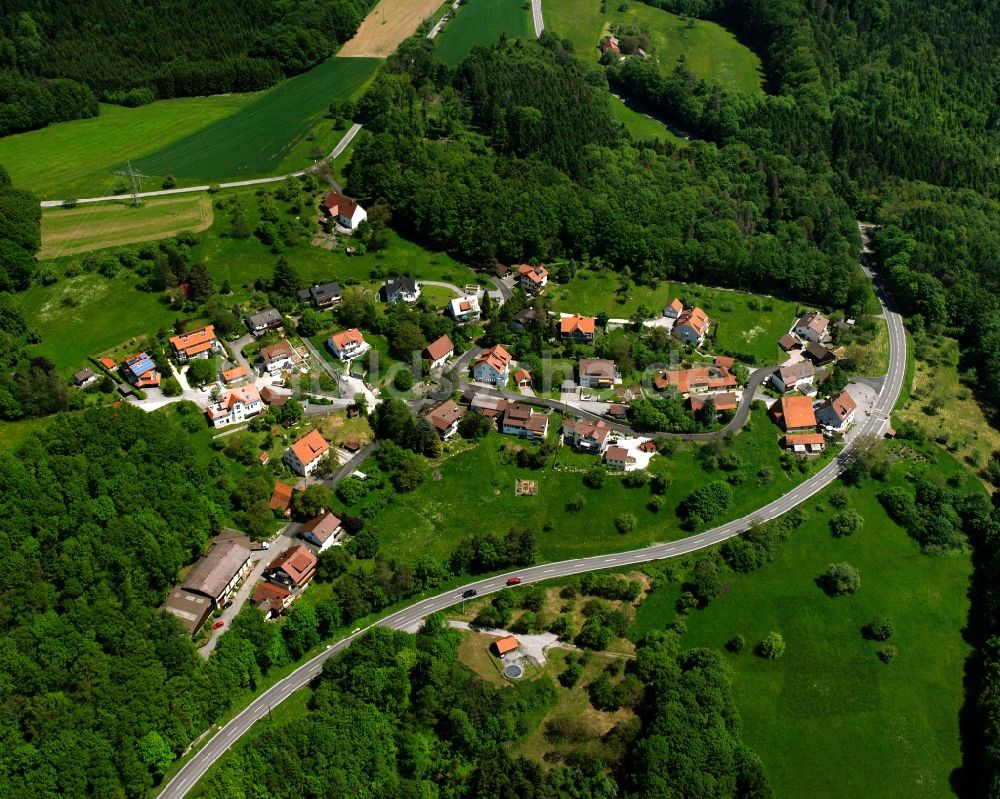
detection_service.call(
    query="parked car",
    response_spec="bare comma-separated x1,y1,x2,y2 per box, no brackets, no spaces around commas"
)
462,589,477,598
222,600,233,609
212,620,225,630
506,577,522,586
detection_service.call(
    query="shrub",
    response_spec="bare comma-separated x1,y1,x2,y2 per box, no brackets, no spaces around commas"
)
566,493,586,512
821,562,860,595
392,369,414,391
615,512,637,533
726,634,745,653
829,489,850,509
558,658,584,688
622,470,649,488
878,644,898,663
757,631,786,659
583,466,606,489
863,616,894,641
647,496,664,512
829,509,863,538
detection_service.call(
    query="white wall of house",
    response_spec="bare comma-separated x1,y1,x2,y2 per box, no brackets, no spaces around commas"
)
284,449,327,476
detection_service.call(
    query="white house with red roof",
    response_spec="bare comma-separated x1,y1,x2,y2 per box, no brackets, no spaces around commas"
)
423,399,463,439
563,417,612,454
794,312,830,344
518,264,549,293
424,335,454,369
473,344,513,385
259,340,296,375
204,385,263,428
284,430,331,476
323,190,367,230
664,298,684,319
674,307,710,346
327,328,368,361
298,511,342,552
449,295,481,323
815,389,857,431
170,325,220,361
603,446,629,469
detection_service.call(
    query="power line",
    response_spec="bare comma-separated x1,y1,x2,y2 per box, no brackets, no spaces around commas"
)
112,160,151,207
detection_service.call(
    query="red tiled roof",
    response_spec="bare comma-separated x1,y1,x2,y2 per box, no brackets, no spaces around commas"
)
579,358,616,381
560,314,595,335
676,307,709,336
99,357,116,370
289,430,330,466
424,399,462,433
260,340,294,363
666,298,683,314
714,355,735,369
474,344,513,374
776,395,817,431
515,369,532,384
494,635,519,655
690,392,739,412
778,333,798,351
329,328,365,350
269,482,293,512
425,334,454,362
252,581,290,613
783,433,825,446
323,190,359,219
518,264,548,284
267,544,317,586
170,325,216,356
605,446,629,461
300,511,341,544
222,365,246,382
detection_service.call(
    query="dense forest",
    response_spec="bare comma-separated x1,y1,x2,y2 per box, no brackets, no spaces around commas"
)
0,0,376,135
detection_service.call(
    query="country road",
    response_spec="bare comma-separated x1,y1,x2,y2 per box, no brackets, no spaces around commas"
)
531,0,544,37
156,237,906,799
38,123,364,208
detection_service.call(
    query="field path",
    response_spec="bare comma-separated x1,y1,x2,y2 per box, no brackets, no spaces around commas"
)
339,0,443,57
532,0,544,36
39,124,363,209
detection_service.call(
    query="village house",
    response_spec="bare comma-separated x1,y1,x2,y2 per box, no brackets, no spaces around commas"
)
803,341,836,366
511,308,537,332
689,392,739,415
73,367,97,387
205,384,263,428
268,482,294,516
251,582,292,619
423,399,463,440
578,358,620,389
772,362,817,394
181,538,253,608
773,395,818,433
473,344,514,385
493,635,520,657
160,587,213,636
284,429,330,476
515,368,532,388
563,417,613,454
297,281,342,309
264,544,318,589
778,333,799,352
815,389,857,431
607,402,628,420
449,295,481,323
663,297,684,319
170,325,220,362
518,264,549,293
466,391,507,419
120,352,160,388
298,511,342,552
560,314,596,342
246,307,283,337
322,189,367,230
599,35,621,55
327,328,368,361
603,446,630,470
794,312,830,343
260,385,291,406
424,335,454,370
380,276,421,305
501,402,549,440
654,363,737,396
782,433,826,454
259,340,296,375
221,365,247,385
674,307,710,346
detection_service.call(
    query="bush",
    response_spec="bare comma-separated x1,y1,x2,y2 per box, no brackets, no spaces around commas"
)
829,509,863,538
829,489,850,509
566,493,586,512
583,466,606,489
725,634,745,653
392,369,414,391
820,562,860,595
558,658,584,688
160,376,182,397
878,644,898,663
622,470,648,488
863,616,894,641
615,512,637,533
757,631,786,659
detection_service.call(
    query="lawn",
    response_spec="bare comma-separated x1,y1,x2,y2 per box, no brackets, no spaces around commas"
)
609,93,685,144
552,270,799,364
677,444,975,798
435,0,533,66
40,196,213,259
134,57,380,182
355,406,832,564
0,415,56,452
0,96,255,201
544,0,764,96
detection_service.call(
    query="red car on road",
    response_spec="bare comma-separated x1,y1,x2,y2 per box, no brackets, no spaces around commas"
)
212,620,225,630
506,577,522,586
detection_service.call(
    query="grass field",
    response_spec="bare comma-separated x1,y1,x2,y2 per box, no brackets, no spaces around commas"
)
340,0,444,57
676,445,975,798
135,58,379,181
544,0,764,96
552,270,799,364
0,96,255,200
609,93,685,144
435,0,533,66
40,196,213,259
355,408,832,564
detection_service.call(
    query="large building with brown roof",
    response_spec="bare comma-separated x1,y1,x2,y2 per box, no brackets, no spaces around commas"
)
674,307,709,345
268,482,294,516
518,264,548,292
473,344,513,385
424,335,454,369
160,587,213,635
563,417,613,454
182,539,253,607
654,364,737,395
815,389,857,431
298,511,342,552
284,429,331,476
773,361,817,394
560,314,596,342
252,582,292,618
259,340,295,374
424,399,463,439
501,403,549,440
327,328,368,361
578,358,620,389
264,544,317,589
773,395,817,433
170,325,220,361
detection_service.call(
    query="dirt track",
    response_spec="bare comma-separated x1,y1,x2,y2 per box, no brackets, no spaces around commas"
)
337,0,443,57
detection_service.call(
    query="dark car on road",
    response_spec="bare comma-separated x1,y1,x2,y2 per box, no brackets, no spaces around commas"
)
462,589,477,598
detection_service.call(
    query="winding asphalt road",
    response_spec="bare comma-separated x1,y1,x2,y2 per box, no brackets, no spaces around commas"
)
157,247,905,799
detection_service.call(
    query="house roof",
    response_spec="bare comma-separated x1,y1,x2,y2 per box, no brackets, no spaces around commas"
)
470,393,507,415
425,335,454,362
656,365,736,394
289,430,330,466
269,482,294,512
424,399,463,433
777,362,816,386
817,389,856,421
690,392,739,412
299,281,343,302
514,368,532,383
450,295,480,316
300,511,342,544
560,314,596,335
608,402,627,417
260,340,295,364
666,298,683,313
512,308,536,325
99,357,116,370
804,341,835,363
74,367,95,383
252,581,291,613
676,307,709,335
776,395,817,431
183,539,251,599
564,417,611,444
518,264,548,284
170,325,216,355
503,403,548,434
796,312,829,335
260,385,291,406
267,544,317,585
248,308,282,329
714,355,735,369
494,635,519,655
778,333,798,351
323,190,359,219
579,358,616,380
474,344,513,374
383,276,419,295
783,433,825,446
329,328,365,350
160,587,213,634
121,352,156,377
605,446,629,461
222,365,247,382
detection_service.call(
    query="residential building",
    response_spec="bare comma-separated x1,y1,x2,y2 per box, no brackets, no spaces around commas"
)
252,582,292,618
449,295,481,322
473,344,513,385
782,433,826,454
560,314,596,342
578,358,620,389
515,369,532,388
424,335,454,369
803,341,836,366
298,511,342,552
493,635,520,656
518,264,549,293
264,544,318,589
815,389,857,431
654,364,737,395
501,402,549,440
246,308,283,337
607,403,628,420
182,539,253,607
772,362,816,393
778,333,798,352
689,392,739,414
98,356,116,371
260,385,292,406
221,365,247,385
563,417,612,454
259,340,296,375
380,276,421,305
73,367,96,386
322,190,367,229
296,281,343,309
773,395,817,433
467,392,507,419
604,446,629,469
170,325,220,361
120,352,160,388
160,587,213,636
664,297,683,319
205,385,263,428
794,312,830,343
269,483,294,516
284,429,331,476
327,328,368,360
674,307,710,346
424,399,463,440
598,35,621,55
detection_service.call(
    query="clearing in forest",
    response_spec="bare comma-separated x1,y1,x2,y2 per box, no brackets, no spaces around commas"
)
338,0,444,57
40,196,213,259
434,0,533,66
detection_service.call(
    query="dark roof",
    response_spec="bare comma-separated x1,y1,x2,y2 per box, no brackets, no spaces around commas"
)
74,367,96,384
778,333,798,351
182,539,251,600
804,341,835,363
160,588,213,635
247,308,282,329
383,276,418,295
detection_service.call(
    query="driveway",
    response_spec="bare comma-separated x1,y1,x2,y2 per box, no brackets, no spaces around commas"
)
447,621,567,664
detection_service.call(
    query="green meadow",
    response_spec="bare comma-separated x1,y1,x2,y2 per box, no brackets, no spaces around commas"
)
435,0,533,66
